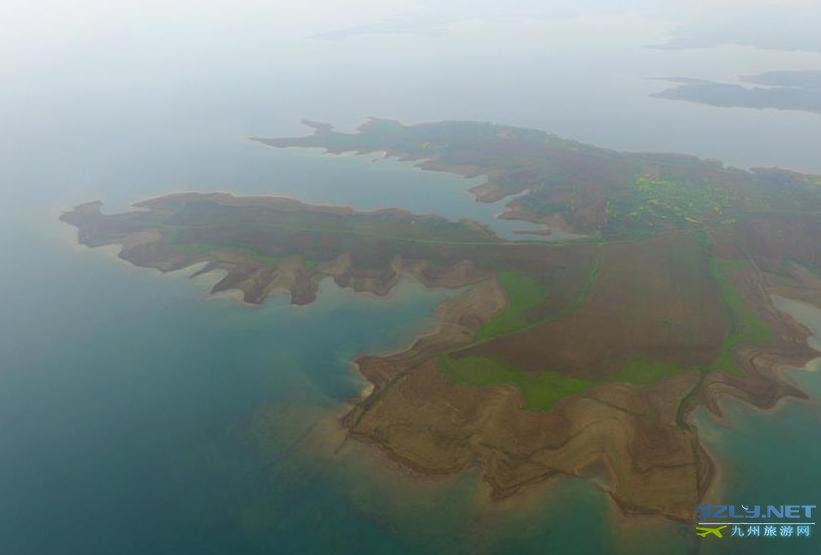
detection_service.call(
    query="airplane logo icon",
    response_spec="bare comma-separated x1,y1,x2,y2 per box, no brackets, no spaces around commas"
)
696,525,728,538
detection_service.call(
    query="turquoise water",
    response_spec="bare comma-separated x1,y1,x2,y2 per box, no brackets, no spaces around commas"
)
0,144,630,553
0,149,624,554
694,297,821,555
0,135,617,553
0,208,453,553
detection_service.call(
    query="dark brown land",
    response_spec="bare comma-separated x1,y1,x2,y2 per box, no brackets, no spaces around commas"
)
461,233,726,378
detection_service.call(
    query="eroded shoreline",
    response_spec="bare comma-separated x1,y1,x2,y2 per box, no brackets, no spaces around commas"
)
341,277,819,523
58,118,821,523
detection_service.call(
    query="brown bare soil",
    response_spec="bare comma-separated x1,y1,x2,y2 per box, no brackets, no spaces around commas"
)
461,232,727,378
342,276,714,521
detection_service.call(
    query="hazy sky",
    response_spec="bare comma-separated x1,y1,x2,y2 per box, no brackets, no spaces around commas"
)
2,0,820,178
3,0,821,58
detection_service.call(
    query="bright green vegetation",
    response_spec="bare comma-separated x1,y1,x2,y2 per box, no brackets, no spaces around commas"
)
608,356,690,385
170,242,281,268
441,352,692,411
302,258,321,272
710,258,774,375
606,176,736,237
634,176,715,222
439,355,593,410
439,250,777,410
475,255,600,342
476,272,547,340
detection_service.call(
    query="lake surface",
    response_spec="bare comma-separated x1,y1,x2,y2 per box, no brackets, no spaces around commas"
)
0,147,692,554
695,297,821,555
1,5,820,554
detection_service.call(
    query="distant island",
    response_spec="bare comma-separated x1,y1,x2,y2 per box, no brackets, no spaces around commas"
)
62,119,821,522
653,70,821,114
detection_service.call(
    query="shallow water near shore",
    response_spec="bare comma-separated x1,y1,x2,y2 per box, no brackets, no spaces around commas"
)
691,296,821,555
0,179,687,554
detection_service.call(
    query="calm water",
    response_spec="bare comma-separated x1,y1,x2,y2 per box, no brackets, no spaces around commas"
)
0,149,679,554
695,297,821,555
1,4,821,554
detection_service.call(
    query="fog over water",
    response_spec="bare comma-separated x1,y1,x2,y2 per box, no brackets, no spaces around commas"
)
3,0,821,200
1,1,820,554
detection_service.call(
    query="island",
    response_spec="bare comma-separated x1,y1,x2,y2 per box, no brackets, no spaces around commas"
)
61,119,821,522
653,70,821,115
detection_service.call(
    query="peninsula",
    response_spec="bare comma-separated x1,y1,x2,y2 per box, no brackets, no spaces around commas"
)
62,119,821,522
654,70,821,115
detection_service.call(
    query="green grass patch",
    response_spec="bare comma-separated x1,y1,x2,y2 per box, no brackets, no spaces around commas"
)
439,355,593,410
608,356,689,385
710,258,774,375
605,176,738,238
435,255,777,408
440,352,693,410
476,272,547,340
301,258,321,272
439,249,700,408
